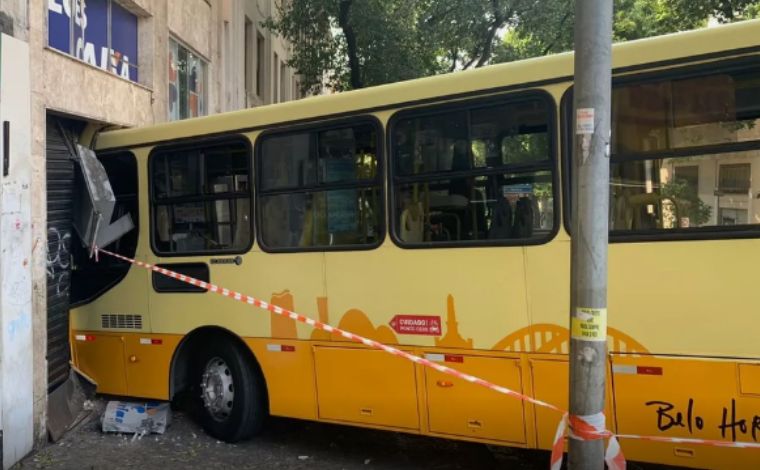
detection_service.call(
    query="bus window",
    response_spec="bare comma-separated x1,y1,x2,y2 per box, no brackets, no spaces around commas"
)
391,95,555,246
70,152,139,305
257,120,382,251
150,140,252,254
604,66,760,234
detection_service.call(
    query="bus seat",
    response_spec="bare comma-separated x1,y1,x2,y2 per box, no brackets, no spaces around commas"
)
488,197,512,239
156,206,171,242
400,201,424,243
470,187,487,239
512,197,534,238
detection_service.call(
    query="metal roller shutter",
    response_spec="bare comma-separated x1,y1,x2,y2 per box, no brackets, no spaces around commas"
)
45,116,78,391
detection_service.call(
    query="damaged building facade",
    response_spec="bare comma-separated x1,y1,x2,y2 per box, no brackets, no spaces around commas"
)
0,0,301,467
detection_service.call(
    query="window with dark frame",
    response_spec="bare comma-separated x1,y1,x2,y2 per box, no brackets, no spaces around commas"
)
566,64,760,235
169,38,208,121
273,52,280,103
391,96,555,246
257,121,382,250
244,17,254,99
256,32,265,98
151,141,252,254
718,163,751,194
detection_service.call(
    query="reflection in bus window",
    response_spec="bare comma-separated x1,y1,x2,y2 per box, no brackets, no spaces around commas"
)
151,142,252,254
612,69,760,154
611,150,760,231
607,67,760,233
258,122,381,250
392,97,554,245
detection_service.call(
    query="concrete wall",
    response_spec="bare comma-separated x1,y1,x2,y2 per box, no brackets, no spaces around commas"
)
168,0,213,59
242,0,301,107
0,2,300,465
1,33,34,470
0,0,28,40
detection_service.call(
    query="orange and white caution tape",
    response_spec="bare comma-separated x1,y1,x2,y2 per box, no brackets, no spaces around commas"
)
93,247,760,468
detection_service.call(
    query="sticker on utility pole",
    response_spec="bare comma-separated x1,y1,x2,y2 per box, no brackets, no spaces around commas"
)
576,108,595,134
571,307,607,341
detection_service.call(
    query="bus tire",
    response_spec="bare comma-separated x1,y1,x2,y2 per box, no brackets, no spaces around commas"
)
193,339,266,442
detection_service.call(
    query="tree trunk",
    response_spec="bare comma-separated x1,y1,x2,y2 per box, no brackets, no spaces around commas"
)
338,0,363,89
475,1,507,68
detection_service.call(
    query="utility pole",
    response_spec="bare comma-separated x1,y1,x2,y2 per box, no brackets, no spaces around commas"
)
569,0,613,469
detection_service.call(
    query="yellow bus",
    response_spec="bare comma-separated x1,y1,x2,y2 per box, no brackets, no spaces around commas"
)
69,19,760,469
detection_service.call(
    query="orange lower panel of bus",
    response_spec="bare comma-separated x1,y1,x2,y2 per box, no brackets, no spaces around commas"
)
71,331,760,469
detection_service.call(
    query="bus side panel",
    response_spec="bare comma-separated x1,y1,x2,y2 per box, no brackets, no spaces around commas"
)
70,331,182,399
612,355,760,469
70,260,151,396
246,338,318,420
314,346,420,429
124,334,182,399
608,240,760,360
71,332,128,396
529,357,615,450
423,353,527,444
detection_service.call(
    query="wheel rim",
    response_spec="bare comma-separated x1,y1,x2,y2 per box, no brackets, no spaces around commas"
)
201,356,235,422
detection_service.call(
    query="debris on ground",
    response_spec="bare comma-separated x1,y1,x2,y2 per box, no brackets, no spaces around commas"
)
101,401,171,435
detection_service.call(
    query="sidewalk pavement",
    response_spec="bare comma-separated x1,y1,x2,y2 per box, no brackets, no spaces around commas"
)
14,398,681,470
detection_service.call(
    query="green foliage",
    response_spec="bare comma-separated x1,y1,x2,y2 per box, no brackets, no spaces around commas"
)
661,179,712,227
265,0,531,93
494,0,735,62
669,0,760,22
263,0,444,92
264,0,760,93
261,0,339,93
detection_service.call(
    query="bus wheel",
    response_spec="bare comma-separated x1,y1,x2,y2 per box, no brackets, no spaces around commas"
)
195,340,265,442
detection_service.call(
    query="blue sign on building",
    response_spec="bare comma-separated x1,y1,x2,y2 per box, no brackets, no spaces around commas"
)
48,0,138,82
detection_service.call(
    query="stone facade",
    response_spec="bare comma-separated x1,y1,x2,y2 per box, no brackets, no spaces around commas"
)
0,0,300,465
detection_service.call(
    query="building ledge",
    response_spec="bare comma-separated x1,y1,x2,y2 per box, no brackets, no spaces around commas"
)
43,46,154,94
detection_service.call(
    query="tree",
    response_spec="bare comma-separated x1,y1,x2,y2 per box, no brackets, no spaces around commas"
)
670,0,760,22
496,0,760,62
264,0,760,93
265,0,533,93
264,0,435,93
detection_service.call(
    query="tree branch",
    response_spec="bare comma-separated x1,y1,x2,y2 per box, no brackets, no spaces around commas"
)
338,0,363,89
449,48,459,72
424,4,460,26
541,7,573,56
475,22,500,67
475,0,507,67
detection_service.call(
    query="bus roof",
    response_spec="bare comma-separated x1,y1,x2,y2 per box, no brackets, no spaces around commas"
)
96,19,760,151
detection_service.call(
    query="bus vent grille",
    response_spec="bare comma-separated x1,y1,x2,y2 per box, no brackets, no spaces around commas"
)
101,314,143,330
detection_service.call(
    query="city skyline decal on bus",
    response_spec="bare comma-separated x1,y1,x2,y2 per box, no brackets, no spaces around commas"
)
264,289,649,354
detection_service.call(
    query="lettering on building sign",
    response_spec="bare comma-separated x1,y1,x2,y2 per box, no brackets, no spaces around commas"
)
48,0,139,82
646,399,760,442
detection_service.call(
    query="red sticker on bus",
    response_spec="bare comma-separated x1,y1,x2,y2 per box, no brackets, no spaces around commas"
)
444,355,463,363
389,315,442,336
